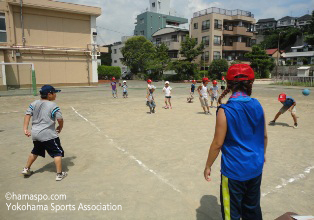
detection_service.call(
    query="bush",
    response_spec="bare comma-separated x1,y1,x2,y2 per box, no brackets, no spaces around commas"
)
98,66,121,80
208,59,229,80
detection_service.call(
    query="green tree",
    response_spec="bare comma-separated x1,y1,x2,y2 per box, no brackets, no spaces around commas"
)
245,45,275,78
208,59,229,80
147,43,171,80
180,35,204,62
121,36,155,75
168,35,204,80
100,45,112,66
305,11,314,45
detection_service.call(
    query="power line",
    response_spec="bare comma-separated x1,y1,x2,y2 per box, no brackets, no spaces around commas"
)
96,26,131,36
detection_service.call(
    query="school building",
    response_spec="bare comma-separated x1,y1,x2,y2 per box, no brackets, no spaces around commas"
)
190,7,256,68
0,0,107,91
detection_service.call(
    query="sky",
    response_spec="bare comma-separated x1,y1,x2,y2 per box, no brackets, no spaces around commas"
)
60,0,314,45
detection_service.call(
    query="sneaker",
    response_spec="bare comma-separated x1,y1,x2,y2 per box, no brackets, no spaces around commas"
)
21,167,32,176
269,120,276,125
56,172,68,181
293,123,298,129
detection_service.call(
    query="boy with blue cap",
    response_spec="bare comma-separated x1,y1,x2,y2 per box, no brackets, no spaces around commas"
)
21,85,67,181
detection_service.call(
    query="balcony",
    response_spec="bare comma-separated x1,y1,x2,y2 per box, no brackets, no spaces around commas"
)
155,40,180,51
222,42,252,51
223,26,253,37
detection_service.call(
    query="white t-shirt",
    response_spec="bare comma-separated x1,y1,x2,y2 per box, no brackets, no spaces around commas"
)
200,85,208,98
210,86,219,97
163,86,172,96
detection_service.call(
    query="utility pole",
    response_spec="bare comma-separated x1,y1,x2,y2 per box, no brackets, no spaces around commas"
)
276,32,281,77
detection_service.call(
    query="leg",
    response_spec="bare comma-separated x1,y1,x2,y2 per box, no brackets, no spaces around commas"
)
241,174,263,220
168,98,172,108
220,175,243,220
164,98,168,108
54,156,62,173
272,112,282,122
25,154,38,169
202,106,206,113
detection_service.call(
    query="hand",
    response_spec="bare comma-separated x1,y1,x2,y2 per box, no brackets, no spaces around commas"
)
24,130,31,137
56,126,62,134
288,108,292,112
204,167,211,182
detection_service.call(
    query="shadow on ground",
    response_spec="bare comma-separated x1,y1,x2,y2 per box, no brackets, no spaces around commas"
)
268,122,293,128
34,156,76,174
196,195,222,220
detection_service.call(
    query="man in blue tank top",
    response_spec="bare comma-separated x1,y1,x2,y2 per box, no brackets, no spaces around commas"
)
203,64,268,220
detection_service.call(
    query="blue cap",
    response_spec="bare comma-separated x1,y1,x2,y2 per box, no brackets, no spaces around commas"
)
39,85,61,95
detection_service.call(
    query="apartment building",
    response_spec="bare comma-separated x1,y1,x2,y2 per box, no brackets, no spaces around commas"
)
0,0,106,91
111,36,132,74
277,16,297,28
152,27,189,59
256,18,277,33
190,7,256,67
134,0,188,41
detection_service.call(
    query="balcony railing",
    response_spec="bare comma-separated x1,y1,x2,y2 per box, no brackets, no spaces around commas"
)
193,7,254,18
214,24,222,30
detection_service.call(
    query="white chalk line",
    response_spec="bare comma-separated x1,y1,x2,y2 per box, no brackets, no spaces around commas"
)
71,106,181,193
0,111,20,114
262,165,314,197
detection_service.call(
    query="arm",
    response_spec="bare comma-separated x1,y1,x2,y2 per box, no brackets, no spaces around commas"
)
56,119,64,133
288,102,296,111
23,115,32,137
204,108,227,182
197,86,202,97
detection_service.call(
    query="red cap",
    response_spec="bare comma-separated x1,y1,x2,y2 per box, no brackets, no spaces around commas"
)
192,80,196,83
278,93,286,102
227,64,255,81
112,77,115,80
147,79,152,83
213,80,217,85
222,76,225,80
202,77,209,82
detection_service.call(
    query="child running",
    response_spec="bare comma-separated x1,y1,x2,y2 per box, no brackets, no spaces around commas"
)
21,85,67,181
210,80,220,108
270,93,298,128
197,77,211,115
162,81,172,109
121,80,128,98
111,77,118,98
204,64,267,220
187,80,196,103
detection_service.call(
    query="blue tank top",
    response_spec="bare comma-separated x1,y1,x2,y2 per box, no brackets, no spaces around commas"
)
219,92,265,181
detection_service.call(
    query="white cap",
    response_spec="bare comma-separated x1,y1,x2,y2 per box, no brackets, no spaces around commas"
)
165,81,170,84
123,80,126,83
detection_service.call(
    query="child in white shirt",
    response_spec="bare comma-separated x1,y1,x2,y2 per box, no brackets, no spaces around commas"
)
162,81,172,109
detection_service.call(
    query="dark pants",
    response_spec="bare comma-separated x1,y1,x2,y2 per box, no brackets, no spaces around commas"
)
220,174,263,220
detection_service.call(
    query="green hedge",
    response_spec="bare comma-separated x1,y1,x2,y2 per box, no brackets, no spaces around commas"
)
98,66,121,80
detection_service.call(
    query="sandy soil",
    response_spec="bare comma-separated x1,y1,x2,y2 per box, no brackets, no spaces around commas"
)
0,81,313,220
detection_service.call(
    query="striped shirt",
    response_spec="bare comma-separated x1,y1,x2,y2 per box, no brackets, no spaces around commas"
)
25,100,62,142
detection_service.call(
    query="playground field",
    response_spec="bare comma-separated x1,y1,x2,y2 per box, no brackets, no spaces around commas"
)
0,81,313,220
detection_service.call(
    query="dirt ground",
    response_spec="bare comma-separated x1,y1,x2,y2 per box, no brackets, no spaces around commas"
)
0,81,313,220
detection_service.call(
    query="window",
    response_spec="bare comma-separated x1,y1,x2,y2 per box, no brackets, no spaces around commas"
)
114,49,117,54
140,18,144,24
214,51,221,60
181,35,186,42
214,19,222,29
194,38,198,44
171,35,178,42
156,38,161,44
214,36,221,45
202,51,209,61
140,30,144,36
0,13,6,42
168,51,178,58
152,2,155,7
194,23,198,29
114,60,117,63
202,20,210,30
202,36,209,46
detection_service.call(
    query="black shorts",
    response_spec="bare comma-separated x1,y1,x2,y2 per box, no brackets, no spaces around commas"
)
221,86,225,90
165,96,171,99
32,137,64,158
